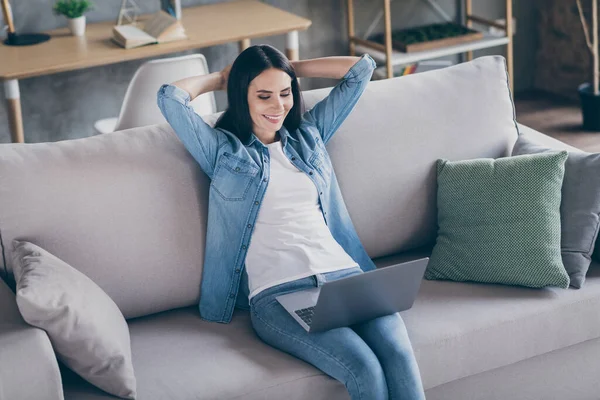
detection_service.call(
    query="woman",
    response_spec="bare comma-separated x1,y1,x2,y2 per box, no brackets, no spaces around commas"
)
157,45,425,400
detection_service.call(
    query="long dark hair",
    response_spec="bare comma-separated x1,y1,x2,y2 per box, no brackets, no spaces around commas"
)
215,45,304,144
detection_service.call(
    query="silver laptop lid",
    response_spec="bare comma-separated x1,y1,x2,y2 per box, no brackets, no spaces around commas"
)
308,258,429,332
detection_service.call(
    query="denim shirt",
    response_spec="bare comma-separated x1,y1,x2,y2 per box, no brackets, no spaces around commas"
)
157,53,377,323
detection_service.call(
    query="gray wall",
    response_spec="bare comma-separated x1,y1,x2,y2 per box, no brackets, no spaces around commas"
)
0,0,534,143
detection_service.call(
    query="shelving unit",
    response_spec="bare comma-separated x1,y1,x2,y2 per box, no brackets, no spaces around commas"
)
347,0,514,91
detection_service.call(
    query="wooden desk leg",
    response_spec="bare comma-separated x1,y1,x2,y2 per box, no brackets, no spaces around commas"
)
286,30,299,61
4,79,24,144
239,38,251,53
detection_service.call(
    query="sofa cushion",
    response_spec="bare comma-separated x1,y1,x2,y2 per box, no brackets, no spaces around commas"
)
512,133,600,288
62,250,600,399
426,151,570,288
12,240,137,399
382,248,600,390
302,55,518,258
0,124,208,319
61,307,350,400
414,268,600,388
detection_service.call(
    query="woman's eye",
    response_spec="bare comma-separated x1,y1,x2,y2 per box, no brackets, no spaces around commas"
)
258,93,290,100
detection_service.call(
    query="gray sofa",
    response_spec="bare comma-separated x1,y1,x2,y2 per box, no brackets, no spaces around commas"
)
1,56,599,400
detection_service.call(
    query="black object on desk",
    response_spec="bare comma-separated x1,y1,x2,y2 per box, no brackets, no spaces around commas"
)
2,0,51,46
4,32,51,46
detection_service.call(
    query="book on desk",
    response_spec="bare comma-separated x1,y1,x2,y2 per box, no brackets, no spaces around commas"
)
112,10,187,49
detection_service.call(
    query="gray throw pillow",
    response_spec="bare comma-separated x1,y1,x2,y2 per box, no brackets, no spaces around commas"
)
12,240,137,399
512,134,600,288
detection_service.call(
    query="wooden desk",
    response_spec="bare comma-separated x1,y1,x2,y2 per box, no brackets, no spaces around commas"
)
0,0,312,143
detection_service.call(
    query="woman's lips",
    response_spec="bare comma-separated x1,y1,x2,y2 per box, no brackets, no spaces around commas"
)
263,114,283,124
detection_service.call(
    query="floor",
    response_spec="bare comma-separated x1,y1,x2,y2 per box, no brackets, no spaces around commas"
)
514,91,600,153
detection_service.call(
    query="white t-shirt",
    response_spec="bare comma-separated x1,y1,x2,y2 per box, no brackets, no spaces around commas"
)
245,140,359,301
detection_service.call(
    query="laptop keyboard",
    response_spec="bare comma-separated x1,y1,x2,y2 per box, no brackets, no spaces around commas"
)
294,306,315,326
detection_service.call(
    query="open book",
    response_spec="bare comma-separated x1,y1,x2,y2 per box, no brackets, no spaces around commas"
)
112,10,187,49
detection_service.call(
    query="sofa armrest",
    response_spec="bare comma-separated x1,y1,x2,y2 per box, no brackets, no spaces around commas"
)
517,123,583,152
0,278,64,400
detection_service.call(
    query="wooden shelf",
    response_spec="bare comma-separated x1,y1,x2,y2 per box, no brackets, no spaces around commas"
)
355,31,509,67
347,0,514,91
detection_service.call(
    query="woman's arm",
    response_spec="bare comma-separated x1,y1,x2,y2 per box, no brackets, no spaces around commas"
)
292,57,362,80
157,64,232,178
170,65,231,100
300,54,376,145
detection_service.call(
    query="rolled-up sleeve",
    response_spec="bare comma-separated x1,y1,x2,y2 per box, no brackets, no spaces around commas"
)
157,84,223,178
303,53,376,145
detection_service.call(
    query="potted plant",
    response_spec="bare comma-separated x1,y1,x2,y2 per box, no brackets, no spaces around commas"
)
53,0,93,37
576,0,600,130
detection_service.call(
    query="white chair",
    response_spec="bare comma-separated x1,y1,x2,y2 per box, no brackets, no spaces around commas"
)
94,53,217,134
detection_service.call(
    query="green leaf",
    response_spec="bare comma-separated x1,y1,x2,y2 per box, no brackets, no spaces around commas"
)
53,0,94,19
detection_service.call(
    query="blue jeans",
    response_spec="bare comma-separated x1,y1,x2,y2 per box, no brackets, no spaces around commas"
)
249,267,426,400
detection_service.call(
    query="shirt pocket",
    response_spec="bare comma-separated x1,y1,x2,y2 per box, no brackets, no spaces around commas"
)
309,147,333,183
211,153,260,201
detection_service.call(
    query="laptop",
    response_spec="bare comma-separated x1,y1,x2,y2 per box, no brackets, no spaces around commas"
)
275,258,429,333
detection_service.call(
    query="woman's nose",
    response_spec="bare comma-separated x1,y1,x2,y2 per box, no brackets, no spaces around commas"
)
272,97,284,111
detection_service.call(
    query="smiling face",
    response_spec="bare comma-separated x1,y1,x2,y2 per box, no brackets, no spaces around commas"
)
247,68,294,143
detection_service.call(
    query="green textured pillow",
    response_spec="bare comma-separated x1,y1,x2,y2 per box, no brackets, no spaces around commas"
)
426,151,570,289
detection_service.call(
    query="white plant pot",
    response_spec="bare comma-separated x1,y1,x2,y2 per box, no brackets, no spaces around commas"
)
68,16,86,37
